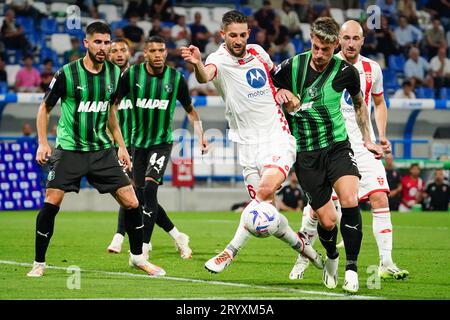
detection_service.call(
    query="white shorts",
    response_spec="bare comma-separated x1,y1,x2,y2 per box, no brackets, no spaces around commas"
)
331,149,389,202
238,135,296,198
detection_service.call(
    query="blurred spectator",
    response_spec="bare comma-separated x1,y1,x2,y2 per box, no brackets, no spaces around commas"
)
76,0,99,18
268,16,295,62
278,0,302,39
290,0,310,22
425,17,447,59
15,54,41,92
186,63,218,96
422,169,450,211
385,154,402,211
276,172,305,212
149,16,163,37
423,1,450,30
205,31,222,57
247,16,262,44
394,15,422,56
397,0,418,25
64,37,84,64
150,0,176,22
430,46,450,93
125,0,150,19
404,47,434,88
1,9,33,54
0,56,7,83
123,13,145,51
361,20,378,58
393,80,416,99
309,0,331,22
22,122,33,137
40,58,54,92
190,12,211,53
399,163,424,212
376,0,398,24
5,0,47,24
160,27,179,67
375,16,400,67
172,15,191,48
254,0,276,31
114,27,125,39
254,30,274,56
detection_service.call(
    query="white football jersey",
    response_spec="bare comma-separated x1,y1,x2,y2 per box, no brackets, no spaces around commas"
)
336,52,384,153
205,44,290,144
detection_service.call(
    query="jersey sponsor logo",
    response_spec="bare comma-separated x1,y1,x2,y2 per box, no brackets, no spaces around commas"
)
343,89,353,106
77,101,110,112
377,176,384,186
118,99,133,110
246,68,267,89
136,98,169,110
77,85,87,91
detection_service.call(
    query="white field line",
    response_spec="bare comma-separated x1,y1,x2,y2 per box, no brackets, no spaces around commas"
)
0,260,383,300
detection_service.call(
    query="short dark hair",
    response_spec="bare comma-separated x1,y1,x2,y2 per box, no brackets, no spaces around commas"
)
43,58,53,65
86,21,111,36
402,80,412,87
222,10,247,28
112,38,129,47
311,17,340,43
410,163,420,170
146,35,166,45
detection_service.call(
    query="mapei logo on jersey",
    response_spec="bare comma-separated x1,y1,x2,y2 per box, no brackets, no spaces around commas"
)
77,101,109,112
136,98,169,110
118,99,133,110
246,68,267,89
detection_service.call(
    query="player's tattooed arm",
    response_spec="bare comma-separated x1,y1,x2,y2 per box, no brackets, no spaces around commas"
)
36,101,52,165
351,92,384,159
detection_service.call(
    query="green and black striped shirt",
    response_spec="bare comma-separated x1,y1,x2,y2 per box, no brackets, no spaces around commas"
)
271,51,360,152
117,63,192,148
44,59,121,151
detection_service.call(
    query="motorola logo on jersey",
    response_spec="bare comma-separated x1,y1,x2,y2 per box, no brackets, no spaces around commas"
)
343,89,353,106
246,68,267,89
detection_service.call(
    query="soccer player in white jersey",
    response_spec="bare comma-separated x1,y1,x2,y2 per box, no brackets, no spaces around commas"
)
181,10,323,273
290,20,409,281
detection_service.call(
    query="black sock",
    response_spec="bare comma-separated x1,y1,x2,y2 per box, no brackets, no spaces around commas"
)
340,206,363,272
116,207,126,236
142,181,158,243
155,204,174,232
124,206,143,255
35,202,60,263
317,224,338,259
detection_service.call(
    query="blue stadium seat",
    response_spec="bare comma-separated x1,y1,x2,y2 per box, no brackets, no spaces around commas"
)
388,54,406,74
439,87,450,100
382,69,400,91
3,201,16,210
16,16,34,33
292,37,304,54
415,87,435,99
40,47,60,68
40,18,58,35
110,19,129,31
0,81,7,94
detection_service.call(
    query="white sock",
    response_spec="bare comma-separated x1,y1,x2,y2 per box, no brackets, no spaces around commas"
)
142,242,152,254
168,227,180,240
334,199,342,225
226,199,258,257
274,213,298,247
372,207,393,266
130,253,144,262
112,233,124,245
300,205,319,245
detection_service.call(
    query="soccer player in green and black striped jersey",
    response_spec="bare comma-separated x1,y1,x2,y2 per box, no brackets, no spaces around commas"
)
271,17,383,293
27,22,165,278
114,35,208,260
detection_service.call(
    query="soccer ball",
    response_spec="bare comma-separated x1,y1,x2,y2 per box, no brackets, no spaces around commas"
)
244,202,280,238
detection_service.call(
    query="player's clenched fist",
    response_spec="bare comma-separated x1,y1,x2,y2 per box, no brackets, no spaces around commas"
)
180,45,201,65
36,143,52,165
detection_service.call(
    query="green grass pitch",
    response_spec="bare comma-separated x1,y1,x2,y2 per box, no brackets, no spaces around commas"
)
0,210,449,300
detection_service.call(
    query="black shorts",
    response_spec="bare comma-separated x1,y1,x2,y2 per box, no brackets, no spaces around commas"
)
46,148,131,193
294,140,360,211
115,146,135,179
133,143,172,187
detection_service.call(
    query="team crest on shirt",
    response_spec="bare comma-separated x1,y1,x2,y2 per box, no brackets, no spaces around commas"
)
107,83,114,94
307,87,318,99
377,176,384,185
365,71,372,84
272,155,280,162
164,84,173,93
47,170,55,181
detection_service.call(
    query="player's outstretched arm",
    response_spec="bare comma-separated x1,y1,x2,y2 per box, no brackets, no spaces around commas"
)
108,103,131,170
36,101,52,165
186,106,209,155
373,94,391,154
351,92,384,159
180,45,215,83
